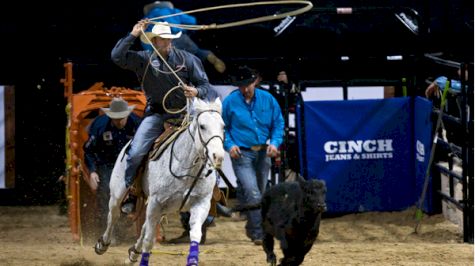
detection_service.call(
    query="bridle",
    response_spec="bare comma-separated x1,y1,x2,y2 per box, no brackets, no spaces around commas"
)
168,109,224,212
169,109,224,180
193,109,224,165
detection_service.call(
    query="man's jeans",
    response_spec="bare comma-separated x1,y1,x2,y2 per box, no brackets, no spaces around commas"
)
96,164,113,229
124,114,164,187
231,149,271,240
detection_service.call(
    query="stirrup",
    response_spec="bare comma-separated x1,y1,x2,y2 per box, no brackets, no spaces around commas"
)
121,194,137,214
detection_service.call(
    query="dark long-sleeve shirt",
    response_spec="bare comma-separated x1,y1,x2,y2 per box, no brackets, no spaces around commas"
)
111,33,211,114
83,114,141,173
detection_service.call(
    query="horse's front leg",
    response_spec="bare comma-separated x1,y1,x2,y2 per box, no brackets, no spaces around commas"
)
187,193,212,266
95,185,126,255
134,196,162,266
125,219,145,264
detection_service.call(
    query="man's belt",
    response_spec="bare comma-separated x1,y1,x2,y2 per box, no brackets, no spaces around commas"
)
240,144,268,151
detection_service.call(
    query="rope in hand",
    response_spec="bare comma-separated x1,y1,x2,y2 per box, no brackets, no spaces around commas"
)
139,0,313,125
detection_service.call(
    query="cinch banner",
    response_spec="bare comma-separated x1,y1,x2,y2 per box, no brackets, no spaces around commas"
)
297,97,433,213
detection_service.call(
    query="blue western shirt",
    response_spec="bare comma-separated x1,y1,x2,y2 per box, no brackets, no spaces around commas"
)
222,88,284,151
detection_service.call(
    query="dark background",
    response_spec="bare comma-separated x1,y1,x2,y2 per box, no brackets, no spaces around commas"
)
0,0,472,205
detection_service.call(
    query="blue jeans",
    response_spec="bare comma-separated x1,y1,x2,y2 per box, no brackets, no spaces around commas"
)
124,113,164,187
96,164,113,229
231,149,271,240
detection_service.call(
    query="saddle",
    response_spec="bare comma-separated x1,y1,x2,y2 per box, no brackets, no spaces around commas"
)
121,118,188,217
209,184,228,217
122,117,228,223
149,121,188,161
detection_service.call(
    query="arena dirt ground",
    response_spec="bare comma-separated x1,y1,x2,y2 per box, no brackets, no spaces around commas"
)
0,204,472,266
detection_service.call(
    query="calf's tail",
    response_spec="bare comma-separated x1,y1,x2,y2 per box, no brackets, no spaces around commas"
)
218,203,262,217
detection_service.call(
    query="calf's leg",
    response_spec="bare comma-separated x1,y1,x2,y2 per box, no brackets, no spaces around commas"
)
263,232,276,265
279,240,308,266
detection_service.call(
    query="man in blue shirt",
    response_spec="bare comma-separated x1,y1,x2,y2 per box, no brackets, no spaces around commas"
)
222,66,285,245
83,97,141,242
424,68,470,148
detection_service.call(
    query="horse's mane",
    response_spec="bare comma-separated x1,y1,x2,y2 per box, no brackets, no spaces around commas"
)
193,98,222,115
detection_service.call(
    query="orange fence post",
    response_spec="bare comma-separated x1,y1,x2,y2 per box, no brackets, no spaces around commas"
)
60,61,146,242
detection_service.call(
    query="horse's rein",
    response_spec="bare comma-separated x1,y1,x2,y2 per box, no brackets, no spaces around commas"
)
195,110,224,167
169,109,222,180
175,110,223,212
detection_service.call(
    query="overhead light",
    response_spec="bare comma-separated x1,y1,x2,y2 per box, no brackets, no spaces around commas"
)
387,55,403,61
340,56,350,61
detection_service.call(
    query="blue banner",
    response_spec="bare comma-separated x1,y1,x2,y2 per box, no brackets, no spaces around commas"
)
297,97,432,213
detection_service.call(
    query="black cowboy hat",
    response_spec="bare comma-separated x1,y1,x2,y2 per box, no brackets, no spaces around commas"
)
231,66,259,87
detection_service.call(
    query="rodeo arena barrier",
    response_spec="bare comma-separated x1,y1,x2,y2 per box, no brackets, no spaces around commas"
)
61,62,147,241
59,2,473,245
422,53,473,243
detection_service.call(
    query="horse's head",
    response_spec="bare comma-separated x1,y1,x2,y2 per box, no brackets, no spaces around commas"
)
192,97,225,169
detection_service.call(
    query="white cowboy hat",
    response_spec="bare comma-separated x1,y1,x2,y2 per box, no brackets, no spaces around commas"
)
140,22,182,44
101,98,135,119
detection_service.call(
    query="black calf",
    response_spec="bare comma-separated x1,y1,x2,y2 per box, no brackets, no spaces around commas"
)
261,177,327,266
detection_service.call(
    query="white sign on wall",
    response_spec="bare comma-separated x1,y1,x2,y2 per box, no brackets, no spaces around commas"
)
301,87,344,101
212,85,238,189
348,86,385,100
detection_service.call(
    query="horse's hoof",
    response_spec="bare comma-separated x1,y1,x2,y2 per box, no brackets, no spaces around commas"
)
94,236,110,255
267,254,277,266
186,256,198,266
128,246,141,263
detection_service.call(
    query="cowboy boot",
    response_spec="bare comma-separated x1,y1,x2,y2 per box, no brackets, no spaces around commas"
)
216,203,233,217
121,194,137,214
207,53,226,73
166,212,191,244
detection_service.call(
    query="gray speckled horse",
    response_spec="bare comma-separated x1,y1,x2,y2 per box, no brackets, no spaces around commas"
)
95,98,225,266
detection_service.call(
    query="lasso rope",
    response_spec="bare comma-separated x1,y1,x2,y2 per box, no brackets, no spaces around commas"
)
140,0,313,125
145,1,313,30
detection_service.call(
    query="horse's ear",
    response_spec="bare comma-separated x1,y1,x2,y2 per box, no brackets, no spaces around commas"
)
193,97,205,110
213,97,222,110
